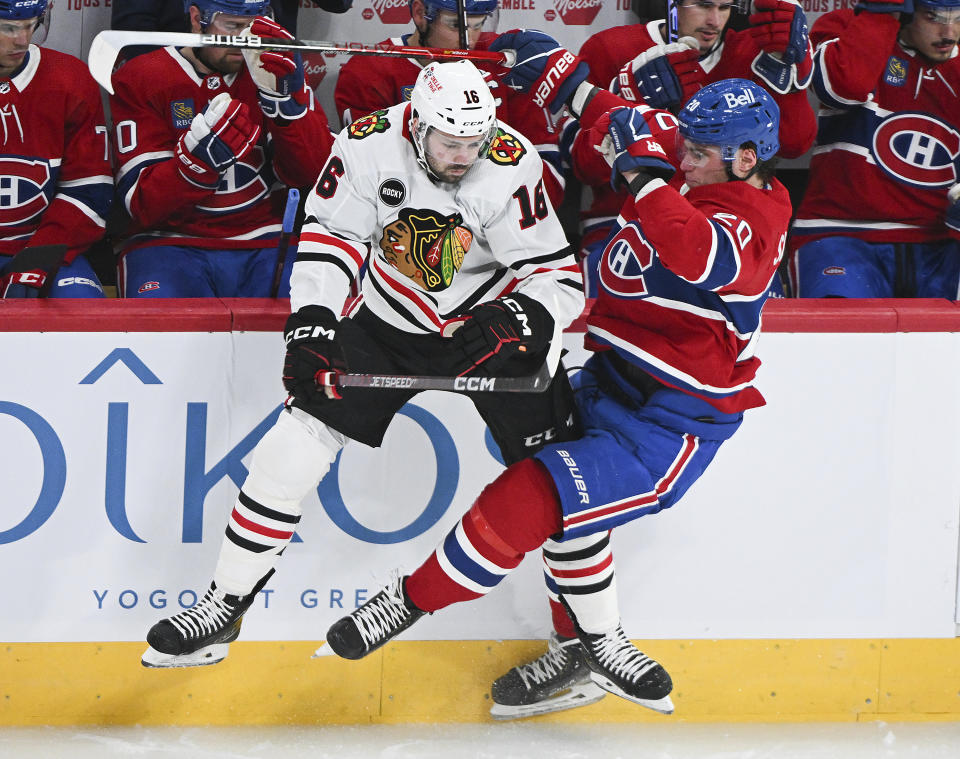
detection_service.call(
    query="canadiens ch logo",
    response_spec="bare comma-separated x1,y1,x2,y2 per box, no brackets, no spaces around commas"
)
487,128,525,166
379,208,472,291
598,223,654,297
348,110,390,139
871,112,960,188
884,57,908,87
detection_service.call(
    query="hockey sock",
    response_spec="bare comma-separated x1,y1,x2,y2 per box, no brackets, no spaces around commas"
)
214,408,344,595
406,458,563,612
543,532,620,634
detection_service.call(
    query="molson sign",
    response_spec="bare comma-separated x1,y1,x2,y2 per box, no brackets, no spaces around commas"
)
303,53,327,89
547,0,602,24
368,0,411,24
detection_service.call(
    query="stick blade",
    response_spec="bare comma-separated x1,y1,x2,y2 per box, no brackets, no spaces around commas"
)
87,31,124,94
87,30,200,94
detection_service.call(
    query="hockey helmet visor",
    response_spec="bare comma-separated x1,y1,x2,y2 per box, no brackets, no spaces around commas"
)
0,0,49,43
186,0,272,32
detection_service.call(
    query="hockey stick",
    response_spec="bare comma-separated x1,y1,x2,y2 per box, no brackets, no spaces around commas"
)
456,0,469,50
88,30,514,94
270,187,300,298
666,0,680,43
317,362,553,394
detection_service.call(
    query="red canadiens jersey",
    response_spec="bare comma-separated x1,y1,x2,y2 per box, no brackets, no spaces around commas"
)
334,34,565,206
792,11,960,246
0,46,112,264
586,176,792,414
575,20,816,236
110,47,334,253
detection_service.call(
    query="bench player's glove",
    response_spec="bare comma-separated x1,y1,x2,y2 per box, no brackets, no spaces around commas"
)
175,93,260,187
613,37,702,111
489,29,590,114
749,0,813,93
0,244,67,298
282,306,347,401
242,16,312,121
596,107,676,191
447,292,553,377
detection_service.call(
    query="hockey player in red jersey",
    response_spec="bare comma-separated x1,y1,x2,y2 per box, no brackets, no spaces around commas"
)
108,0,334,298
334,0,567,207
566,0,815,296
140,60,585,670
789,0,960,298
0,0,113,298
325,76,792,719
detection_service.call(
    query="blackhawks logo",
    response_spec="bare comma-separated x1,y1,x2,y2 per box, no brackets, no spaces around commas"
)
348,110,391,139
379,208,473,291
486,128,526,166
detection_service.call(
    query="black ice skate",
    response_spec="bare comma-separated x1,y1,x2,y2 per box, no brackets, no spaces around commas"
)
325,576,425,659
577,624,674,714
141,577,266,668
489,631,606,720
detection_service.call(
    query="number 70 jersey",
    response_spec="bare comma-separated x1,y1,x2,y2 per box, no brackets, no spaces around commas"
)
291,102,585,335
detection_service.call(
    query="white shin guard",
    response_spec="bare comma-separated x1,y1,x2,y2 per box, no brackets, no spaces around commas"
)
214,407,346,595
543,532,621,635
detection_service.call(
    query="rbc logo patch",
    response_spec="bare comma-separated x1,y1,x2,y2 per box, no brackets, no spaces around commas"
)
171,100,195,129
883,57,908,87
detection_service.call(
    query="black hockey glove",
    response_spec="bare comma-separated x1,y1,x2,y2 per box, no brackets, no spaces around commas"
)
1,244,67,298
448,292,554,377
282,306,347,402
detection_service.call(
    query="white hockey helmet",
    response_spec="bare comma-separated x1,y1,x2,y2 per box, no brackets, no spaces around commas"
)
409,60,498,179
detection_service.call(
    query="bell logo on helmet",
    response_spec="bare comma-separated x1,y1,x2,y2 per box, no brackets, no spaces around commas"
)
723,89,756,109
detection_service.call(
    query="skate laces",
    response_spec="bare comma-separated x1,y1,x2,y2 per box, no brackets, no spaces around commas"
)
169,587,236,641
516,635,573,689
589,627,658,684
352,578,413,646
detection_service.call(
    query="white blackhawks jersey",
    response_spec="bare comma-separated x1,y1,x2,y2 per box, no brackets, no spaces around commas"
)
291,102,584,334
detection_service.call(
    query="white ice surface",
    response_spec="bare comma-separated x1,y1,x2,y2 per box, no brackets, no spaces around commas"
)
2,722,960,759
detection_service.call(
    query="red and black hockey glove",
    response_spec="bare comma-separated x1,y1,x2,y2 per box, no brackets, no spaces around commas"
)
282,305,347,402
243,16,312,121
447,292,553,377
0,244,67,298
489,29,590,114
175,93,261,187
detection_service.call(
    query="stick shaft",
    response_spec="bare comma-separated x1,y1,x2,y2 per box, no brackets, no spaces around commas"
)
88,30,511,93
324,364,552,394
271,188,300,299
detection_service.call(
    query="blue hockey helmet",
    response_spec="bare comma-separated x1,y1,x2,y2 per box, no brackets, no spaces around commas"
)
677,78,780,161
915,0,960,8
184,0,271,28
414,0,499,21
0,0,47,19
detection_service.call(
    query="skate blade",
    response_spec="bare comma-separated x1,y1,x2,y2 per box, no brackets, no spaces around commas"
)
489,682,607,721
141,643,230,668
589,673,674,714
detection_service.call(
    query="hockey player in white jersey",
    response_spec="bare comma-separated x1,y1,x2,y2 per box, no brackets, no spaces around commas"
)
141,60,585,668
